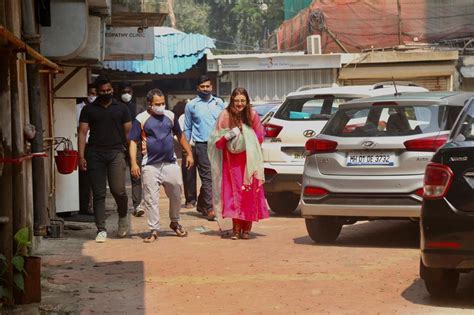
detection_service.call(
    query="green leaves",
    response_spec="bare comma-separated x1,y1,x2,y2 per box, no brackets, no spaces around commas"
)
11,256,24,273
0,227,31,301
14,227,31,257
171,0,283,51
13,273,24,292
0,285,12,300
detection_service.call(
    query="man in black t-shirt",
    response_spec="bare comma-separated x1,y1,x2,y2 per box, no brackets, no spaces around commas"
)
78,75,132,243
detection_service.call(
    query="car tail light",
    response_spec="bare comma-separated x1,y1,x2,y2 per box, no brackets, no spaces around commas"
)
305,138,338,155
303,186,329,197
426,241,461,249
264,168,277,180
414,188,424,197
264,123,283,138
404,134,448,152
423,163,453,199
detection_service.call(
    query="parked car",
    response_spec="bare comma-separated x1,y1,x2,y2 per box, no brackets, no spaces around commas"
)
260,104,280,125
253,102,281,119
263,82,428,215
300,91,473,243
420,97,474,297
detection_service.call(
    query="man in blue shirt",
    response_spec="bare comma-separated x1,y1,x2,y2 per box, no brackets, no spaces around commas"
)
184,75,225,219
129,88,194,242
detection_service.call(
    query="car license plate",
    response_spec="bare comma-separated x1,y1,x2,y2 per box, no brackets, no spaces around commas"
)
292,151,306,160
347,152,395,166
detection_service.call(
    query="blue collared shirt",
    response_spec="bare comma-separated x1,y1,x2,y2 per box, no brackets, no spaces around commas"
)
184,95,225,142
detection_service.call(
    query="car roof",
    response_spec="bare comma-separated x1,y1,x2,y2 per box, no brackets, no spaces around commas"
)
286,84,428,99
339,91,474,109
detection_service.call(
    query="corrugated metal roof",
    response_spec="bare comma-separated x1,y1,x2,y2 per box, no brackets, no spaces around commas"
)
103,33,215,75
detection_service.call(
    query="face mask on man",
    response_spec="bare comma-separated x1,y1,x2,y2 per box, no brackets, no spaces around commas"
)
98,93,113,103
87,95,97,103
151,105,166,115
198,91,211,99
121,93,132,103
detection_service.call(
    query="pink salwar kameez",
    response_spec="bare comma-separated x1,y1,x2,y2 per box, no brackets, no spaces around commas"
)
209,109,269,233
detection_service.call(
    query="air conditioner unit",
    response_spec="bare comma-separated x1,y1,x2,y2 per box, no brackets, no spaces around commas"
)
306,35,321,55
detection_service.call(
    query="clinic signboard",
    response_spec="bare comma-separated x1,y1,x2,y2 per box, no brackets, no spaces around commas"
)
104,27,154,60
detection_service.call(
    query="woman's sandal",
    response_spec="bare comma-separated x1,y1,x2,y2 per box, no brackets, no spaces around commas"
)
231,232,240,240
241,231,251,240
143,231,158,243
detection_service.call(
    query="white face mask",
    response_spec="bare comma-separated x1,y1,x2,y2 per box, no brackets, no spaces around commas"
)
87,95,96,103
121,93,132,103
152,105,166,115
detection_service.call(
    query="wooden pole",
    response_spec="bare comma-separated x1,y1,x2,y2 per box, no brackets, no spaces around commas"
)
0,43,14,305
167,0,176,29
11,53,27,233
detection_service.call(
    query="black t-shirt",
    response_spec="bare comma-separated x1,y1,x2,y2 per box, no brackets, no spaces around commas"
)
79,99,131,151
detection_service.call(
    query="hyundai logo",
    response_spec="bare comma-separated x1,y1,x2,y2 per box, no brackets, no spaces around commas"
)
303,130,316,137
362,141,375,149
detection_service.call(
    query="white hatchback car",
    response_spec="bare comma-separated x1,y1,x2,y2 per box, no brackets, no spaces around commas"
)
262,82,428,215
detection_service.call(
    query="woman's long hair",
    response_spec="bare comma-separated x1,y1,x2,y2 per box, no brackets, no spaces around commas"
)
227,87,252,128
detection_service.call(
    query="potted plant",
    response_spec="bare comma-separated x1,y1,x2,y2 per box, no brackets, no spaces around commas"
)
0,227,41,306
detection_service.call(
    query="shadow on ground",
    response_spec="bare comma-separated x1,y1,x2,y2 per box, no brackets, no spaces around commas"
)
23,226,147,314
401,273,474,310
293,220,420,249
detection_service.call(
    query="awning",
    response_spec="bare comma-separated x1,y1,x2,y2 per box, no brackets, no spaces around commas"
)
339,62,455,80
103,32,215,75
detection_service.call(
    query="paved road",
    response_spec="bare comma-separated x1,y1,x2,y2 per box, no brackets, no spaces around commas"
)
29,195,474,314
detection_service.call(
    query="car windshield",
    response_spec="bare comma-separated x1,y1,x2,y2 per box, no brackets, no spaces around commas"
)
451,101,474,142
274,96,354,121
323,104,461,137
253,103,280,117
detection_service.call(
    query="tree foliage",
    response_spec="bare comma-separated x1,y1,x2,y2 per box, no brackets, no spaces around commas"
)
173,0,211,35
168,0,283,52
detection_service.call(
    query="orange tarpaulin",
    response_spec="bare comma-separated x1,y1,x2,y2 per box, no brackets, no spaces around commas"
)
277,0,474,53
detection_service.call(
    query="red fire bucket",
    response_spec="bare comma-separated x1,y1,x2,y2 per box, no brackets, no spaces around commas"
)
55,149,78,174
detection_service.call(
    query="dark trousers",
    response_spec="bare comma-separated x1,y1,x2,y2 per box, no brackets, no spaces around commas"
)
181,150,197,204
78,169,92,213
126,148,143,210
194,142,213,212
86,149,128,232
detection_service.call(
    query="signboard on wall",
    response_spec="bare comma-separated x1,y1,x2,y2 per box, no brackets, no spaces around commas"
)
207,54,341,72
104,26,154,60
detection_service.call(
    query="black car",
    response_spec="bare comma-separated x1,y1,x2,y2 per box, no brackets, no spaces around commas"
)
420,97,474,297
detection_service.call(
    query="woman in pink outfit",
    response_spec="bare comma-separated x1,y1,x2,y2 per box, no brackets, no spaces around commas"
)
208,87,269,240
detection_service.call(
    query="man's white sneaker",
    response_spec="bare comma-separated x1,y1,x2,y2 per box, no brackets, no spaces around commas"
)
95,231,107,243
117,215,129,238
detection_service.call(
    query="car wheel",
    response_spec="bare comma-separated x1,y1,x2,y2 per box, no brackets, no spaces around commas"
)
420,259,459,297
305,217,342,244
266,193,299,215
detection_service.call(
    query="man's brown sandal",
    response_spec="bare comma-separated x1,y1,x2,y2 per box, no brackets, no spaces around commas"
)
170,222,188,237
143,231,158,243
